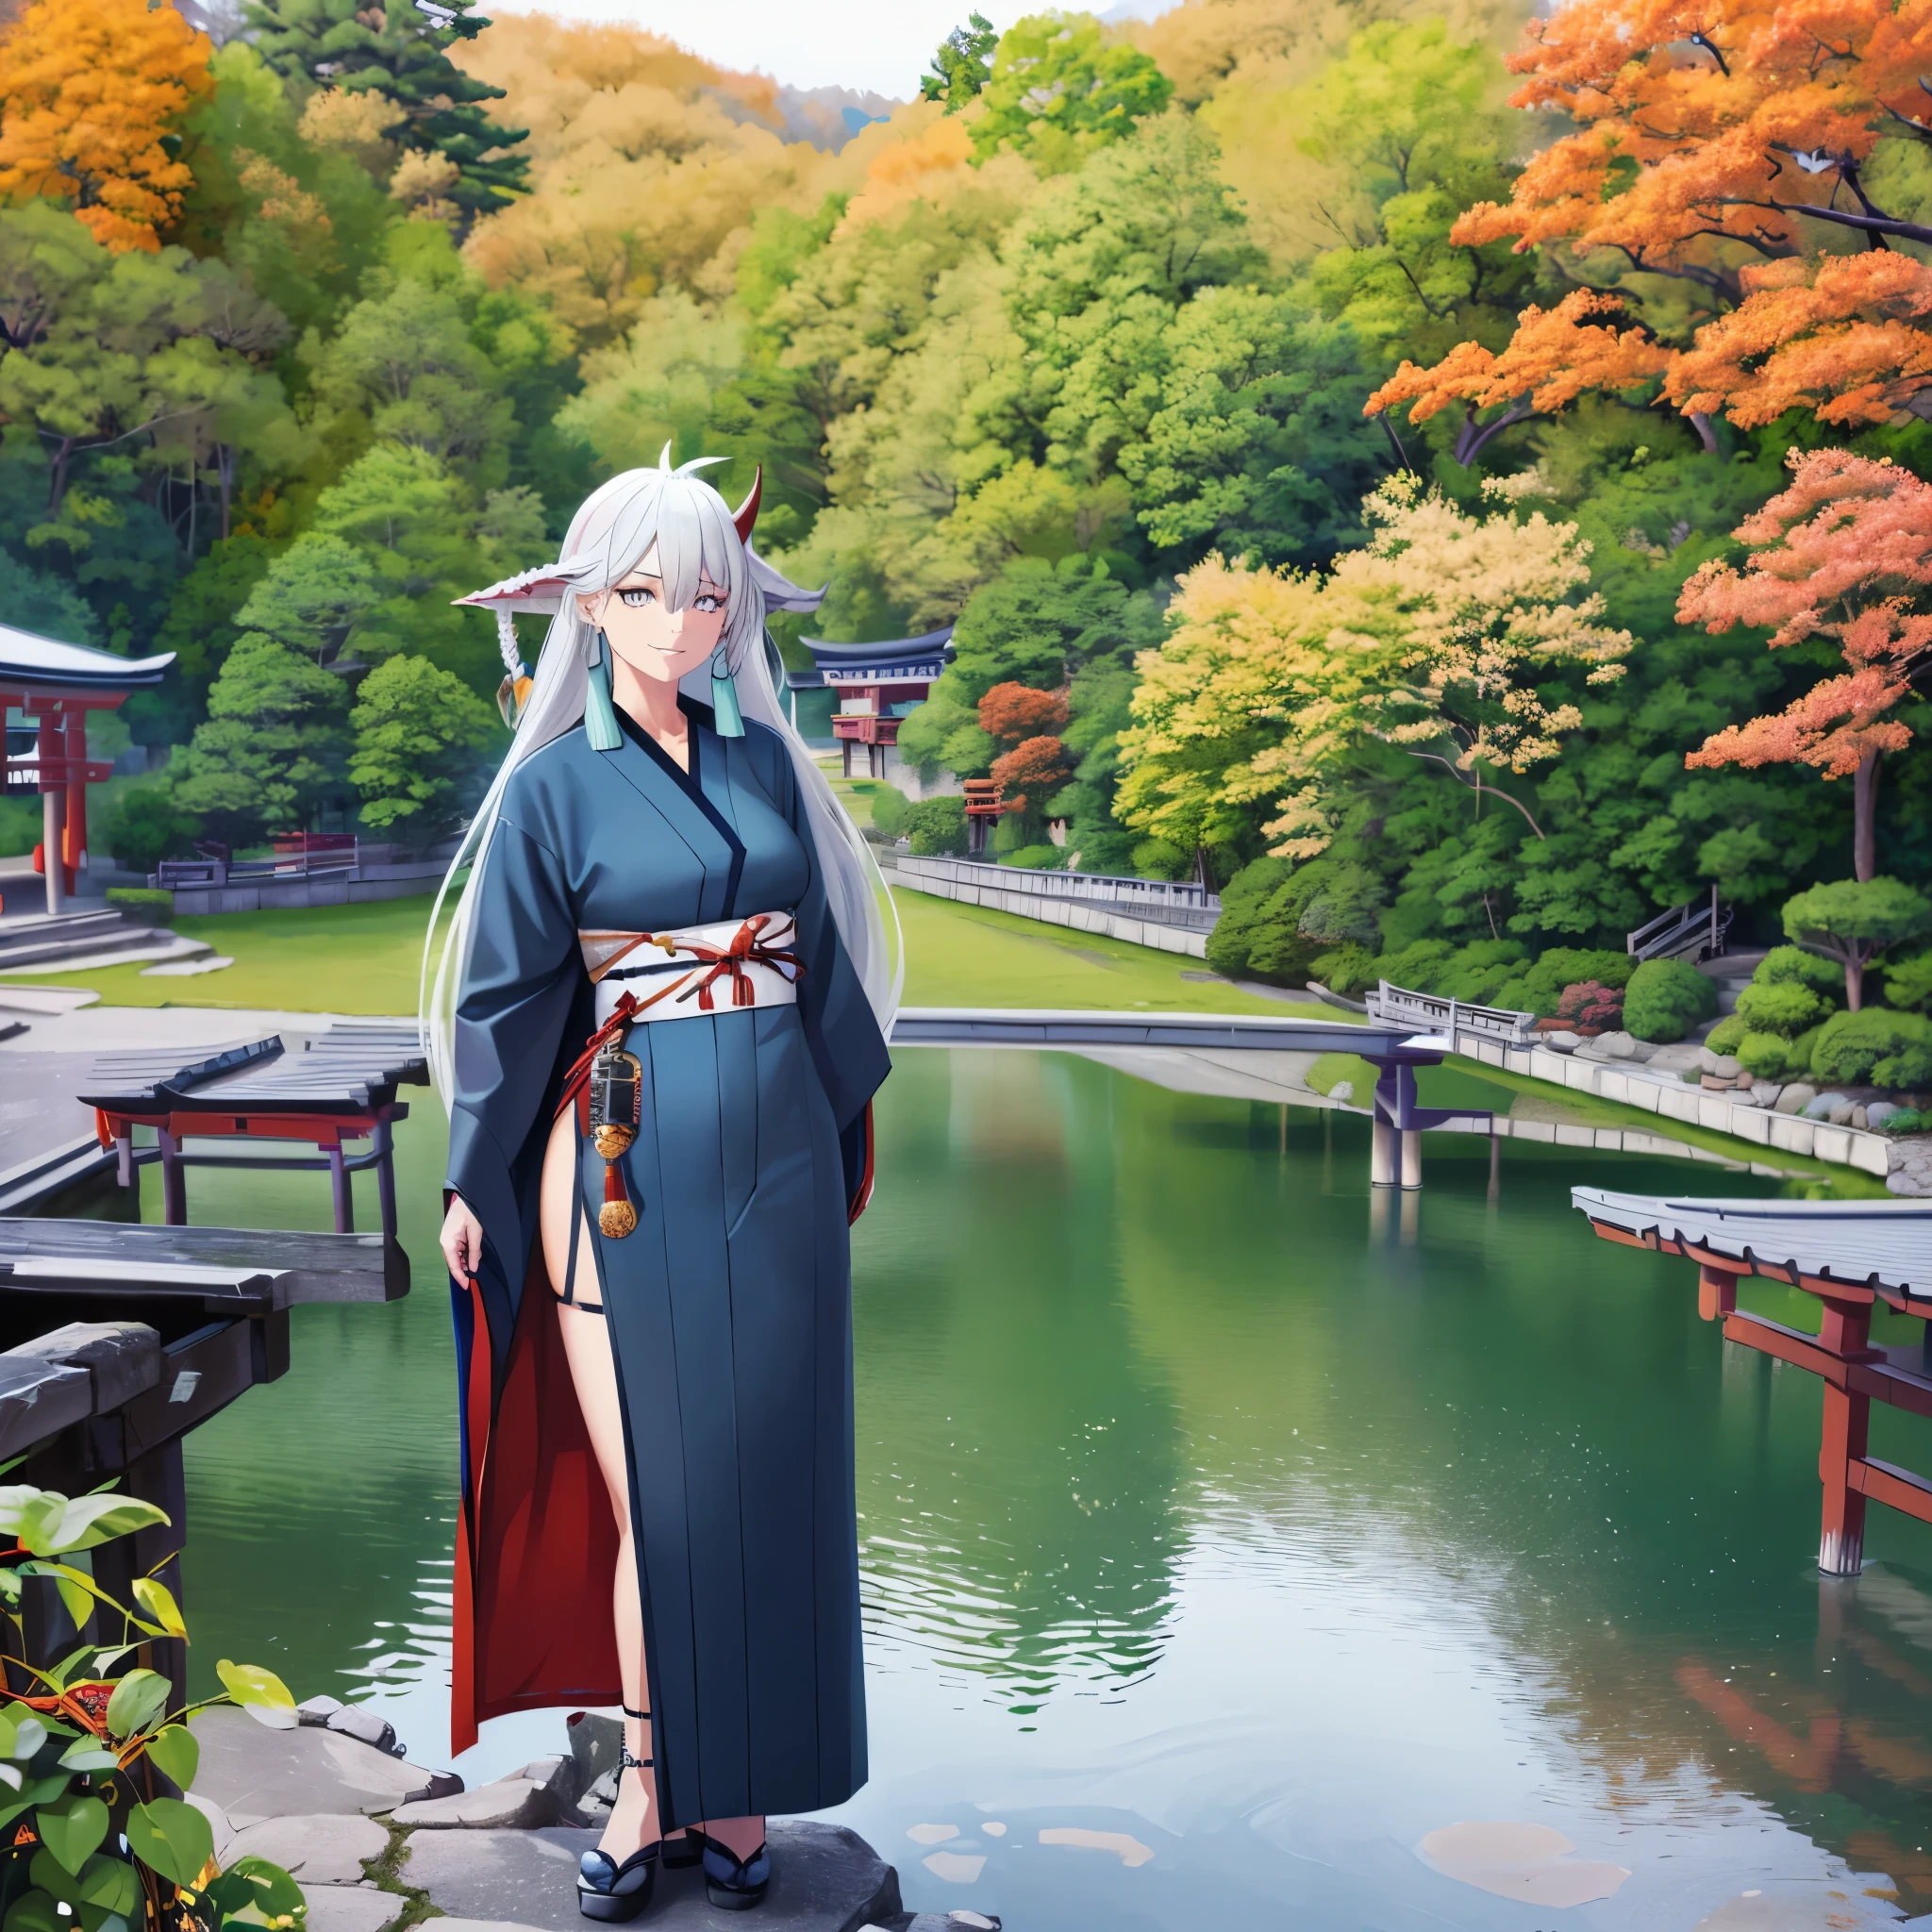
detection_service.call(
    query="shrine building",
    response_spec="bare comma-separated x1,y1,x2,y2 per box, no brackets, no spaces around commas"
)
788,628,956,779
2,627,175,916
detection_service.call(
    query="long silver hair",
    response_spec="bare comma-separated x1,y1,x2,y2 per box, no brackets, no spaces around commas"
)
421,457,902,1107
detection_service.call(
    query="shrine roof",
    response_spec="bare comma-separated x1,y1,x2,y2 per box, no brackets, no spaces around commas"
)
0,625,175,694
1573,1187,1932,1301
788,627,956,689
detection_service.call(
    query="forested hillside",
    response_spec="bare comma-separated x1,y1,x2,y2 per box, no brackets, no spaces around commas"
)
5,0,1932,1017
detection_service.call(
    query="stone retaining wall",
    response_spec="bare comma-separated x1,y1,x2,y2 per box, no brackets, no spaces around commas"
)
891,859,1208,958
1448,1027,1897,1181
169,861,447,916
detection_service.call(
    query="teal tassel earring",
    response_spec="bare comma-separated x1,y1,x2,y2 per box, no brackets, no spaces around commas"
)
710,644,745,737
584,630,623,751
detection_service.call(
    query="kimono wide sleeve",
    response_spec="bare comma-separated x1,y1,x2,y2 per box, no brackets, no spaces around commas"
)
445,808,588,1365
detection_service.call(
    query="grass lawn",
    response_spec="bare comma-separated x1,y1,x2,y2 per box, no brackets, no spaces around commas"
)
2,881,1320,1019
2,894,456,1014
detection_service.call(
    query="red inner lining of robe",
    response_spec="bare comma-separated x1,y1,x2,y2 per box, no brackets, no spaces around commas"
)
454,1255,620,1750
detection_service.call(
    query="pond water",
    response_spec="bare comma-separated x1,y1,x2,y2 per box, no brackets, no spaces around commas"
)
153,1048,1932,1931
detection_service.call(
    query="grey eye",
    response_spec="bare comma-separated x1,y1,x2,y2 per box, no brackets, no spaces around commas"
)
619,587,656,608
694,594,725,613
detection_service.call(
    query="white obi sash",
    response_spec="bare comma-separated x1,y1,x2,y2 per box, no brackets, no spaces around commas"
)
579,912,803,1028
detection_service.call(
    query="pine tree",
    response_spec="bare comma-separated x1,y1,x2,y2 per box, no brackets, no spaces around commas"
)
244,0,526,216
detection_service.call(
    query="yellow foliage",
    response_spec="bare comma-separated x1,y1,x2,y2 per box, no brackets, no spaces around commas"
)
838,113,974,233
390,147,460,211
235,149,332,237
1118,477,1628,855
0,0,213,251
297,87,405,168
452,12,872,348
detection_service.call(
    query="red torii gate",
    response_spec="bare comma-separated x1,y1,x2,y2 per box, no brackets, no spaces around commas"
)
1574,1189,1932,1575
0,626,175,915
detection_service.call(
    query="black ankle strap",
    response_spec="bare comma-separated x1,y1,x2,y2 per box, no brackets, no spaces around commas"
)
621,1749,652,1770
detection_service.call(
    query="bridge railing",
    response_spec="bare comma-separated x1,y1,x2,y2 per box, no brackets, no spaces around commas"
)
1365,980,1539,1044
895,854,1219,909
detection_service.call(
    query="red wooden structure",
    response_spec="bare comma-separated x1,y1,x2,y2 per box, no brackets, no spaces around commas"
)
79,1027,427,1241
790,629,956,778
962,778,1004,857
1,626,174,915
1575,1190,1932,1574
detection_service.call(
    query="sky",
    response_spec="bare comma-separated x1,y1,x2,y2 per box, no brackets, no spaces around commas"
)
478,0,1173,100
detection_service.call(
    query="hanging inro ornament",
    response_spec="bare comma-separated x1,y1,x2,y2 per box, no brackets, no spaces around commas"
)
587,1040,643,1237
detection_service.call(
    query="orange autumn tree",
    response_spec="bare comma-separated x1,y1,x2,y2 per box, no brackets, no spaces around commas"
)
978,682,1074,817
1679,450,1932,881
1366,0,1932,455
0,0,213,252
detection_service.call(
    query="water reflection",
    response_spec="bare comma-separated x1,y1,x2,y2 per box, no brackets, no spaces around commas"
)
80,1047,1932,1930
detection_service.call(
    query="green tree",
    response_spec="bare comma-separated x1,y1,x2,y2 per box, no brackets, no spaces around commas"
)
303,267,515,481
232,533,379,666
0,204,299,524
348,652,498,832
1119,286,1385,568
920,13,998,112
1782,877,1932,1013
244,0,526,216
125,532,278,745
974,13,1174,170
168,632,349,842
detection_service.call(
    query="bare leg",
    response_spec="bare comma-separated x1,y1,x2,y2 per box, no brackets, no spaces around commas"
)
541,1113,765,1864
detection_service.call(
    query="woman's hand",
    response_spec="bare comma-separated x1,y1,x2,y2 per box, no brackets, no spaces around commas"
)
441,1195,485,1281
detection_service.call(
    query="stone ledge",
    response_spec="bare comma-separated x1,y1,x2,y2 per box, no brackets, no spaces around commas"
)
402,1822,900,1932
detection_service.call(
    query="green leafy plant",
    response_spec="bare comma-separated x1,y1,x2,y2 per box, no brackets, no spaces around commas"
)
1881,949,1932,1012
1809,1008,1932,1090
104,890,175,926
1782,877,1932,1011
1737,1030,1812,1081
1753,945,1846,1002
1734,979,1826,1037
1707,1014,1747,1055
1624,958,1721,1043
866,787,910,842
0,1485,306,1932
1002,844,1066,870
907,797,969,858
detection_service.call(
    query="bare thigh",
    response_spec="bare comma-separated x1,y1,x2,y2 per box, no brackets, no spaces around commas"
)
541,1108,626,1516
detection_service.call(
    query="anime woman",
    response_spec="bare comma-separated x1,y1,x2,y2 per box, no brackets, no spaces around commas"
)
422,453,897,1919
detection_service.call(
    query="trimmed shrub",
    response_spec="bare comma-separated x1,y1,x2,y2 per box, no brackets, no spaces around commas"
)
1004,843,1065,870
907,796,969,857
1754,944,1843,1001
1436,940,1529,1003
1810,1008,1932,1090
1557,980,1624,1030
107,886,175,924
1370,940,1456,991
1206,857,1292,980
101,787,201,875
1492,947,1633,1017
1315,943,1378,997
1881,948,1932,1012
1707,1013,1747,1055
1737,1030,1810,1081
868,786,911,841
1624,958,1721,1042
1733,979,1825,1037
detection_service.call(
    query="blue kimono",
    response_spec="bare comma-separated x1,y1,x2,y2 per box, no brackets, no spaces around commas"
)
443,698,890,1827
